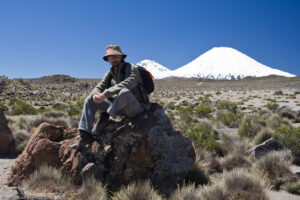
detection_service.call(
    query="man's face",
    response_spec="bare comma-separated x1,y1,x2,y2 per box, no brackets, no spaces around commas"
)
107,55,123,67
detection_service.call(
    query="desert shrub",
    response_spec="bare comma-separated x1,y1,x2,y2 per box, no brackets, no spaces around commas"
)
282,180,300,195
219,134,250,156
201,169,267,200
267,114,292,129
0,102,8,112
177,104,194,123
24,165,73,194
220,153,251,171
238,114,264,138
198,96,212,106
193,147,222,175
12,129,30,154
264,102,279,112
216,100,238,113
216,91,221,95
253,128,273,145
168,184,201,200
196,105,212,118
274,90,283,95
53,101,83,116
252,150,297,190
42,111,68,118
216,110,243,128
272,126,300,157
166,102,176,110
111,180,162,200
30,115,69,129
186,122,222,155
9,97,38,115
278,108,297,120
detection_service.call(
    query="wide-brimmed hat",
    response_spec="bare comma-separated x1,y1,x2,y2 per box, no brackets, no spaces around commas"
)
103,45,127,61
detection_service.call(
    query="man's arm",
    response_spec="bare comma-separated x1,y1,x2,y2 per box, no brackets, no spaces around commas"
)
89,71,112,97
103,65,141,98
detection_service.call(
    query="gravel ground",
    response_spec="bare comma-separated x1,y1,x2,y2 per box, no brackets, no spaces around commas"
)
0,155,18,200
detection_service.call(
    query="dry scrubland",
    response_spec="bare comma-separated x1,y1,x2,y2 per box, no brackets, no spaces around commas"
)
1,74,300,199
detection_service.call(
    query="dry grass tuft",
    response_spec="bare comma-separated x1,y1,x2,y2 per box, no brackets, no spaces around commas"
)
24,165,73,194
168,184,201,200
267,114,292,129
201,168,267,200
252,150,297,190
219,134,250,156
12,129,30,154
72,176,107,200
111,180,162,200
220,153,251,171
253,127,273,145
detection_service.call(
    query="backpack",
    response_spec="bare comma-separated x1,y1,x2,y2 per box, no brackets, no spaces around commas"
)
136,65,155,94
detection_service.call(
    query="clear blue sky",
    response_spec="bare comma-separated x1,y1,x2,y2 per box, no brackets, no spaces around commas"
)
0,0,299,78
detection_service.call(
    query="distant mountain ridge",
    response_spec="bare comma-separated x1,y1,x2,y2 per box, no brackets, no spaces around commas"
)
137,47,295,80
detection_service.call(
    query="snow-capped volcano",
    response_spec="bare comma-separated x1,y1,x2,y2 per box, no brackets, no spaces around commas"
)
136,59,172,79
171,47,295,79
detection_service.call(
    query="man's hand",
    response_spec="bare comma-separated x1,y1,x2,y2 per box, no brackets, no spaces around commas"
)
93,93,107,104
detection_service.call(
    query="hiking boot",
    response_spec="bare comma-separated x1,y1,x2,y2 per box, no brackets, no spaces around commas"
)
71,130,93,150
92,112,110,135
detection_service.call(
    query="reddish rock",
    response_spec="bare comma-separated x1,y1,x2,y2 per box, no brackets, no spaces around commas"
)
7,104,195,195
0,109,15,154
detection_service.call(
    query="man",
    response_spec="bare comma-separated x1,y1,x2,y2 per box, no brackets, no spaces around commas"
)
71,45,150,149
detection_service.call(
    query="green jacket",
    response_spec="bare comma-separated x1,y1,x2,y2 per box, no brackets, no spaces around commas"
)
90,62,150,110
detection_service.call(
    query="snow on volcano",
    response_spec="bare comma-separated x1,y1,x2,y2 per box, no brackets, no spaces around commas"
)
171,47,295,80
136,59,172,79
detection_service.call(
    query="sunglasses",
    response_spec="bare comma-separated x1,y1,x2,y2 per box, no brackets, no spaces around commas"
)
107,55,122,59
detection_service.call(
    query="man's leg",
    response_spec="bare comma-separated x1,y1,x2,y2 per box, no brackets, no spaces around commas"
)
78,96,111,133
72,96,111,149
107,88,144,118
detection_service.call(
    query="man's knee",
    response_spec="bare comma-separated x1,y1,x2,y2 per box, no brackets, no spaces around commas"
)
84,95,94,105
118,88,130,95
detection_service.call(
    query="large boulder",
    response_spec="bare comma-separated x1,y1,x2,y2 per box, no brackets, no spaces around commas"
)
0,109,15,154
7,104,195,195
249,138,284,159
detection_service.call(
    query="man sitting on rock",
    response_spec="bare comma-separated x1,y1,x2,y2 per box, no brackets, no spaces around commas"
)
71,45,150,149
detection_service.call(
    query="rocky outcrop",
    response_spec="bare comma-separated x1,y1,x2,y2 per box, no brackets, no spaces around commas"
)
249,138,284,159
7,104,195,195
0,109,15,154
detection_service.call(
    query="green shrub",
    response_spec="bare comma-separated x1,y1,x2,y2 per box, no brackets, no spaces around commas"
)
264,102,279,112
282,181,300,195
196,105,212,118
198,96,212,106
238,114,263,138
274,90,283,95
53,101,83,116
216,100,238,113
216,91,221,95
273,126,300,157
177,104,194,123
0,102,8,112
216,111,243,128
186,122,222,155
9,97,37,115
166,102,175,110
